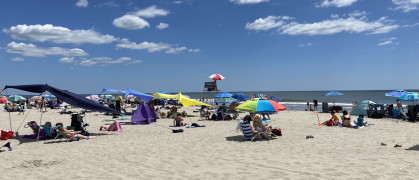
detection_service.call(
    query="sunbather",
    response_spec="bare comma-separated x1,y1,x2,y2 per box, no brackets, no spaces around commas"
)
56,125,95,140
174,113,188,127
322,110,340,126
341,110,352,127
240,115,270,140
253,115,276,137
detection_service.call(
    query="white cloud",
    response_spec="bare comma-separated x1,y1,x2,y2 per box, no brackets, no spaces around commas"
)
377,37,399,46
188,49,201,53
130,5,169,18
113,15,150,30
116,38,197,54
59,57,75,63
77,57,142,66
166,47,187,54
245,14,399,35
245,16,291,31
116,38,171,52
3,24,117,44
94,1,119,7
316,0,359,8
11,57,24,61
174,1,183,4
298,43,313,47
76,0,88,8
391,0,419,12
156,23,169,29
230,0,269,5
6,42,88,57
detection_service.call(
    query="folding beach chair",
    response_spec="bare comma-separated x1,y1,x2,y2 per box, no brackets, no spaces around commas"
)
239,122,261,141
54,125,75,142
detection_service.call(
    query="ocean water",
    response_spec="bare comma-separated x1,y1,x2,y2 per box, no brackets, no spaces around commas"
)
182,90,419,111
10,90,418,111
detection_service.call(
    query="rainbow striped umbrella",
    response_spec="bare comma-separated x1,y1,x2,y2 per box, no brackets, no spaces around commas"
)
236,98,286,113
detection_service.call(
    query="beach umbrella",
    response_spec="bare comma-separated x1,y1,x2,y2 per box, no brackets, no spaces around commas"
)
398,92,418,101
215,92,233,98
158,91,169,94
48,94,56,99
30,96,42,100
0,96,7,104
236,98,286,113
208,74,225,80
214,97,238,104
385,90,408,97
116,96,123,101
232,93,250,101
8,95,26,102
86,95,100,100
268,96,282,102
100,94,113,99
323,91,344,96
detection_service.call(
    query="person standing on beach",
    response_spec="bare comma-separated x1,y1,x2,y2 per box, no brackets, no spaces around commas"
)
313,99,318,111
40,97,47,112
397,100,402,114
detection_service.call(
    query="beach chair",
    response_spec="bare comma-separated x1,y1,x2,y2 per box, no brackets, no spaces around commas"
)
54,125,75,142
199,110,209,120
239,122,261,141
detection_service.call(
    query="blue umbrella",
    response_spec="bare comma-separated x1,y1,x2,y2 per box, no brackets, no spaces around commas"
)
268,96,282,102
232,93,250,101
214,97,238,104
385,90,408,97
8,95,26,102
158,91,169,94
324,91,344,96
398,92,418,101
215,92,233,98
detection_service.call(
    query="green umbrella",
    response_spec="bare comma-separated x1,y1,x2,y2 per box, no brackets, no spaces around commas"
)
8,95,26,102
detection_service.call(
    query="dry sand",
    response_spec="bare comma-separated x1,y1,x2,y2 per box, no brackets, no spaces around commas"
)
1,106,419,179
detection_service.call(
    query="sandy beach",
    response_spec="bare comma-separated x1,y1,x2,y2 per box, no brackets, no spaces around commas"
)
1,106,418,180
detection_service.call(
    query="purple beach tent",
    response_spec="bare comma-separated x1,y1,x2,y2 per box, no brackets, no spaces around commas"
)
131,103,157,125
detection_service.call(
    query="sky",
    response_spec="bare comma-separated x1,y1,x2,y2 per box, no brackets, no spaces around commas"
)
0,0,419,94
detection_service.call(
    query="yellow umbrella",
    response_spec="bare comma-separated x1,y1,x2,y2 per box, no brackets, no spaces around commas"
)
153,92,211,108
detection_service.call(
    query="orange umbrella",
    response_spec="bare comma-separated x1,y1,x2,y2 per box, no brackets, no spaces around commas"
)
0,96,7,104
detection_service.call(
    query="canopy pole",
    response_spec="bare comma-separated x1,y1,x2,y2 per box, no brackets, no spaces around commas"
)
36,92,45,143
7,89,13,131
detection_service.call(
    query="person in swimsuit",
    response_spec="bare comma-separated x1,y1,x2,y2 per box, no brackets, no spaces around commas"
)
173,113,188,127
341,110,352,127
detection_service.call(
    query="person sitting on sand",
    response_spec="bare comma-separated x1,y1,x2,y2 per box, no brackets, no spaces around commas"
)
341,110,352,127
240,115,270,140
322,110,340,126
253,115,276,137
174,113,188,127
355,114,367,127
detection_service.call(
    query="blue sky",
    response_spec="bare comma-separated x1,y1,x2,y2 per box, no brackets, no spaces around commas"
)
1,0,418,94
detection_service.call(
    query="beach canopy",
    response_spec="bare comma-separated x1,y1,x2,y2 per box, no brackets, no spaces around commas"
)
2,84,120,114
215,92,233,98
324,91,344,96
268,96,282,102
153,92,211,108
125,88,154,102
350,100,376,116
232,93,250,101
100,88,127,94
398,92,418,101
385,90,408,97
236,98,286,113
131,103,157,125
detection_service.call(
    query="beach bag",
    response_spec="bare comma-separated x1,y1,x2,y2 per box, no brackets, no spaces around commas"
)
272,128,282,136
1,129,14,140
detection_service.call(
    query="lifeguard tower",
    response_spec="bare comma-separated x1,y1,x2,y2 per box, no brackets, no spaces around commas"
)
202,74,225,104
